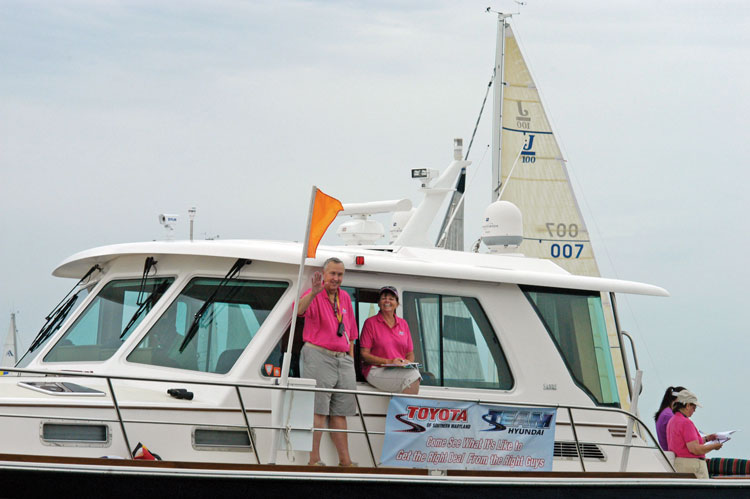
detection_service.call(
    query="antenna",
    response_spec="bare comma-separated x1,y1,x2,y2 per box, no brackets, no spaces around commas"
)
485,2,524,16
188,207,196,242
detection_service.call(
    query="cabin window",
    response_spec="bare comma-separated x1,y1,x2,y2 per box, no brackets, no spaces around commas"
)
43,278,174,363
402,292,513,390
522,286,619,407
128,278,288,373
343,286,382,332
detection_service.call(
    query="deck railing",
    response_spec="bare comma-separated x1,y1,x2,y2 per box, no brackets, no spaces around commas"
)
0,367,674,473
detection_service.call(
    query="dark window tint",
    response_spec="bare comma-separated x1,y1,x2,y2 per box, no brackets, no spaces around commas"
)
402,292,513,390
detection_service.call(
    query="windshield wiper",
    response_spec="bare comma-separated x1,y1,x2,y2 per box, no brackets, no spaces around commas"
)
26,264,102,354
44,264,101,321
120,279,171,339
119,257,160,339
178,258,250,353
27,294,80,353
136,257,158,305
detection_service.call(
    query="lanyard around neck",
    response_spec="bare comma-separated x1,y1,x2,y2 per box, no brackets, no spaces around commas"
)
330,291,342,323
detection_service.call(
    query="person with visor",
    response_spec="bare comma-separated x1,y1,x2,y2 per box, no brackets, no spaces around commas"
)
360,286,420,394
666,389,722,478
298,257,358,467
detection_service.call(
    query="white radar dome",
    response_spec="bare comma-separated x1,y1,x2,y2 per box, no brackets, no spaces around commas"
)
337,216,384,245
389,209,415,244
481,201,523,252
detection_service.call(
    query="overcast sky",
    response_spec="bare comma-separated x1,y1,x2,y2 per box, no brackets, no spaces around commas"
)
1,0,749,457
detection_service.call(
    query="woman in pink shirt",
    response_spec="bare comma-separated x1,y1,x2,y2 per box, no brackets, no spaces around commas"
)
360,286,421,394
666,389,721,478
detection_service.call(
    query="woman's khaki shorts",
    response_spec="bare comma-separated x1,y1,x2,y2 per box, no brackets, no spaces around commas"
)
366,366,421,393
674,457,709,479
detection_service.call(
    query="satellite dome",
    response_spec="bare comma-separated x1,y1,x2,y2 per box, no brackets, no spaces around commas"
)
481,201,523,252
336,216,384,245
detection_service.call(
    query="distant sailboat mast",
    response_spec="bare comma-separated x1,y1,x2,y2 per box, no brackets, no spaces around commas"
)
437,13,511,251
2,313,19,371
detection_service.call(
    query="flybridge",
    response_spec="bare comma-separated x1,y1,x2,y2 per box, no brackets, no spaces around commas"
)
332,138,469,249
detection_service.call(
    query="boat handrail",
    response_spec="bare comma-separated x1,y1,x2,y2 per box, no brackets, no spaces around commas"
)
0,366,674,472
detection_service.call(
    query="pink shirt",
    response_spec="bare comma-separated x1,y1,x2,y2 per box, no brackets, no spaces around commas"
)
301,288,358,353
667,411,705,458
359,312,413,378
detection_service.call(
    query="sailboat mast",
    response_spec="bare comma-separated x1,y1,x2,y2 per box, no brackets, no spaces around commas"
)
12,313,18,364
491,14,510,202
2,313,18,369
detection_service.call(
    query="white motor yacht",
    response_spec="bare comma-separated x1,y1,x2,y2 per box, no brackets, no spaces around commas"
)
2,11,746,499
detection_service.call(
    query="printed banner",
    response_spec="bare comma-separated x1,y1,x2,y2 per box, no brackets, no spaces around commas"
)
381,397,556,471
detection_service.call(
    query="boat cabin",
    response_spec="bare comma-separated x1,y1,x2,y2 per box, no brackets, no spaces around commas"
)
6,237,670,472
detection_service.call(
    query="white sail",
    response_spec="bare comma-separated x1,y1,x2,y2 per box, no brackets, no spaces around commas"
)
498,26,598,275
495,22,630,408
1,313,19,372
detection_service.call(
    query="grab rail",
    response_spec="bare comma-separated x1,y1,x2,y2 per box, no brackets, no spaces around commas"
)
621,330,640,371
0,366,674,473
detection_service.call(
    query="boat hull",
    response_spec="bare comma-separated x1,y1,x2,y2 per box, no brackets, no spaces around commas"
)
1,454,748,499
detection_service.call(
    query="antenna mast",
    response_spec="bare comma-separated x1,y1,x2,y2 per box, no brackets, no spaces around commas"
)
491,12,512,201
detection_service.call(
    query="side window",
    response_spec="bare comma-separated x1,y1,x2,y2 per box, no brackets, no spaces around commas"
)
261,286,379,379
128,278,288,374
402,292,513,390
522,286,619,406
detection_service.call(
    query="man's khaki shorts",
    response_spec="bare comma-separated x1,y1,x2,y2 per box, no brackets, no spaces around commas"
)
300,343,357,416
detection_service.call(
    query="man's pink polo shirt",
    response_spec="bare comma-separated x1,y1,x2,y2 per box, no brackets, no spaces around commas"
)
359,312,413,378
300,288,358,353
667,411,705,458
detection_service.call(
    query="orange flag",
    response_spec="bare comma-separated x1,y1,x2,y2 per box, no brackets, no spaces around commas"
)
306,188,343,258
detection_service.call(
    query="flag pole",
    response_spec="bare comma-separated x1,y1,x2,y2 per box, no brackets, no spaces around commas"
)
269,185,317,463
280,185,317,386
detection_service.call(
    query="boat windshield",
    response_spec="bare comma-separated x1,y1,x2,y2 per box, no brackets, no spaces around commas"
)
43,277,174,363
16,287,91,368
522,286,620,407
127,278,288,374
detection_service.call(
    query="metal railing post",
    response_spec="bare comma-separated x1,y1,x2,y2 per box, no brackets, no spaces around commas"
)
106,377,134,459
235,386,261,464
354,392,377,468
619,369,643,472
566,407,586,472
